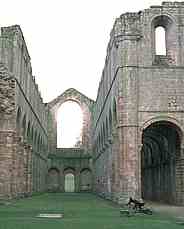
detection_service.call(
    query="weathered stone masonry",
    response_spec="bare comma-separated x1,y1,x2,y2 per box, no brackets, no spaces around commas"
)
47,88,94,193
0,26,48,198
0,2,184,206
92,1,184,205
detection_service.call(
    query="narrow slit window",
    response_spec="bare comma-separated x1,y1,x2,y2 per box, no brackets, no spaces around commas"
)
155,26,166,55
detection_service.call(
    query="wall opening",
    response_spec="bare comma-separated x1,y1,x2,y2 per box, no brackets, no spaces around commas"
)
155,26,166,55
47,168,60,192
141,121,181,204
80,169,92,191
65,173,75,192
57,101,83,148
152,15,176,64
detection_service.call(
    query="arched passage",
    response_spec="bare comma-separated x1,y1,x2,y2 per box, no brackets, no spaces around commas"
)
141,121,181,204
64,168,75,192
80,168,92,191
47,168,60,192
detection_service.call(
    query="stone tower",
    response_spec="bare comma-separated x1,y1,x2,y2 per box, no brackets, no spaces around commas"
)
92,2,184,205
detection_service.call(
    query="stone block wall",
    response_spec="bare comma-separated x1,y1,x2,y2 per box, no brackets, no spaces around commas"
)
0,25,49,199
1,1,184,206
92,2,184,205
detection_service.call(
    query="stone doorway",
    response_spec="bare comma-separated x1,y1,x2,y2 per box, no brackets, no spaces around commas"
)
141,121,182,204
65,173,75,192
80,168,92,191
47,168,60,192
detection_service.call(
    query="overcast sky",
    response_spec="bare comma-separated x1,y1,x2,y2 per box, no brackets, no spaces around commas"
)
0,0,162,102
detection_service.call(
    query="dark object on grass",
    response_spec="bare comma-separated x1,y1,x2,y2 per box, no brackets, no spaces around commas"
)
127,197,145,210
126,197,153,215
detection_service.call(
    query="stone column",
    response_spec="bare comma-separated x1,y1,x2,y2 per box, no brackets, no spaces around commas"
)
75,170,80,192
26,145,33,195
60,168,64,192
175,146,184,205
0,131,15,199
117,34,141,204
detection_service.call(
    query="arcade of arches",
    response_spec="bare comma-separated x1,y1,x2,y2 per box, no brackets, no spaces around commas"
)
0,2,184,206
141,121,182,204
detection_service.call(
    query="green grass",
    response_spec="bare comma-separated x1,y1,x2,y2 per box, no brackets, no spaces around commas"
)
0,193,182,229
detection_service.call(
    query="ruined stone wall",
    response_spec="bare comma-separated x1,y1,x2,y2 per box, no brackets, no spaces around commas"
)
48,88,94,151
47,89,94,193
93,2,184,205
1,2,184,205
0,25,49,199
47,148,92,192
92,23,121,201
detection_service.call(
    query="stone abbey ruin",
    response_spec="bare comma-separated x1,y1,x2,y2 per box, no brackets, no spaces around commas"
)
0,1,184,206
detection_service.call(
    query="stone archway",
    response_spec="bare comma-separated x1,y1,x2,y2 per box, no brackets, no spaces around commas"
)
80,168,92,191
64,168,75,192
47,168,60,192
141,121,182,204
48,88,94,150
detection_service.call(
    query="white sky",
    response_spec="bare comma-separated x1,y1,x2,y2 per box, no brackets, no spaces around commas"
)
57,101,83,147
0,0,162,102
0,0,163,147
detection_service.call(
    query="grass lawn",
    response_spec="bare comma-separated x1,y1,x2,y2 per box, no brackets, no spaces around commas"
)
0,193,182,229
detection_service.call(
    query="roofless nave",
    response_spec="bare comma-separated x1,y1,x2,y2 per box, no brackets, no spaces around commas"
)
0,1,184,205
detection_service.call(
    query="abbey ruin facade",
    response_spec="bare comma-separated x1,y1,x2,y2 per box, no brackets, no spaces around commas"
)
0,1,184,205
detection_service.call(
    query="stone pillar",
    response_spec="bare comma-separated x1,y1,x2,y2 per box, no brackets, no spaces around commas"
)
26,145,33,195
75,170,80,192
175,146,184,205
0,131,15,199
117,33,141,204
110,130,119,202
60,169,64,192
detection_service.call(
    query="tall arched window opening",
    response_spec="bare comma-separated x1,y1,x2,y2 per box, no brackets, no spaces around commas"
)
155,26,166,55
57,101,83,148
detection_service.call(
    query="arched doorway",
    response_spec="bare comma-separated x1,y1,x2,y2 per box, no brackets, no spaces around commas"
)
65,173,75,192
80,168,92,191
141,121,181,204
47,168,60,192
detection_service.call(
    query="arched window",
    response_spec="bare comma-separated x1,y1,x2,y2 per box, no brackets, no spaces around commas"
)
152,15,176,64
57,101,83,148
155,26,166,55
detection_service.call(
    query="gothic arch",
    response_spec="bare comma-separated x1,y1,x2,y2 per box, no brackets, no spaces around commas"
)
80,168,92,191
48,88,94,149
141,116,183,142
63,167,76,192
